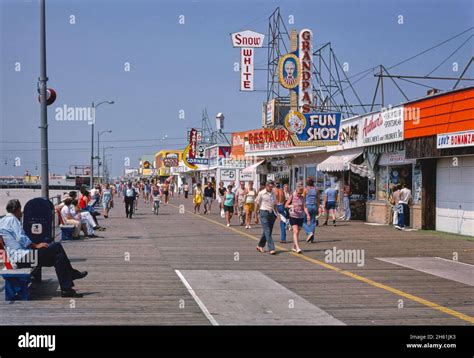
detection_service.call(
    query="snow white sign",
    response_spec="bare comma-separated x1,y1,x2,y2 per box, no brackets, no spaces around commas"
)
284,111,341,147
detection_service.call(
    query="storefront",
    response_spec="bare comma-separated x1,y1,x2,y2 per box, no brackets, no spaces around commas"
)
403,85,474,236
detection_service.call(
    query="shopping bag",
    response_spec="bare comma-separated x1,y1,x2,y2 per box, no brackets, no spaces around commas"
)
220,209,225,218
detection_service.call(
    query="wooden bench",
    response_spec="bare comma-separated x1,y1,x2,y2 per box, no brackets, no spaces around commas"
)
0,235,35,301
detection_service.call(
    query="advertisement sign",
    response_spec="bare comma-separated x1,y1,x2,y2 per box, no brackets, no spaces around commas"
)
188,128,198,159
437,130,474,149
339,116,362,149
231,30,264,92
266,99,275,126
187,158,209,165
221,169,236,181
163,158,179,167
298,29,313,113
241,48,254,91
278,52,300,90
239,171,254,181
231,30,265,48
284,111,341,147
361,106,404,145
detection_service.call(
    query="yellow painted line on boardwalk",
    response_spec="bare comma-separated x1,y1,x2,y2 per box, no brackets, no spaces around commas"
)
170,204,474,324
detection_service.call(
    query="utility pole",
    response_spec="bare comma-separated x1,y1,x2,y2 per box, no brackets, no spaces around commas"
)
39,0,49,198
90,102,95,189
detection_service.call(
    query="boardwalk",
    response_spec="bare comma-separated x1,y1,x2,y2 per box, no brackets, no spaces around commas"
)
0,195,473,325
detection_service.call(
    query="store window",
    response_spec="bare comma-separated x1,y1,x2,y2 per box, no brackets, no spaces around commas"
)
305,165,316,183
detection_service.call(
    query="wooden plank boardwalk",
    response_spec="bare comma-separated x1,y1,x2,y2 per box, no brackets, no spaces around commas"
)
0,195,473,325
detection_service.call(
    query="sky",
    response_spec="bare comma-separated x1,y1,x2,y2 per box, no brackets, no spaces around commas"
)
0,0,473,177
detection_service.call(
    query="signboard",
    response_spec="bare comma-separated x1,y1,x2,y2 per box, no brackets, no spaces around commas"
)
143,161,151,169
339,116,362,149
197,144,206,158
278,52,300,90
231,30,264,92
187,158,209,165
220,169,236,181
244,127,294,153
231,30,265,48
241,48,254,91
284,111,341,147
239,171,254,181
298,29,313,113
437,130,474,149
163,158,179,167
188,128,198,159
266,99,275,126
361,106,404,145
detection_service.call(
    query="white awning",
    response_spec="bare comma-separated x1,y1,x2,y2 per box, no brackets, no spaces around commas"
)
317,148,363,172
242,160,265,173
348,161,375,179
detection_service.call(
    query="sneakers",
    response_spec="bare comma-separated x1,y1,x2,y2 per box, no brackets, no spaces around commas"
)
245,225,251,229
226,223,231,227
306,232,314,243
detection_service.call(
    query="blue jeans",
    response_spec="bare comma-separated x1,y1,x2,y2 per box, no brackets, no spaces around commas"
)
303,204,317,235
277,204,287,242
343,196,351,220
396,204,404,227
258,210,276,251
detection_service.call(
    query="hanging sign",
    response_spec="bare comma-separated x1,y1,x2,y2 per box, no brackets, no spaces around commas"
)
278,52,300,90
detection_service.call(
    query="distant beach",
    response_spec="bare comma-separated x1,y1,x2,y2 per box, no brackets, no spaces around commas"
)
0,189,67,215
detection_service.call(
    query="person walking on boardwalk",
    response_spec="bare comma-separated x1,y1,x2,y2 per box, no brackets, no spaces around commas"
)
255,180,278,255
203,182,215,214
286,181,306,254
101,183,113,219
162,180,170,205
183,182,189,199
244,181,257,229
323,185,338,226
303,177,319,243
274,181,288,243
217,181,227,215
223,184,237,227
235,181,247,226
124,182,137,219
193,183,203,214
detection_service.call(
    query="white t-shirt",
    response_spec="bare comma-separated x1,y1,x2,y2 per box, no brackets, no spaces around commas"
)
399,188,412,204
60,205,71,222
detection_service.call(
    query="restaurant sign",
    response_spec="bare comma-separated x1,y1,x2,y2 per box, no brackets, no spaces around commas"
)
244,127,294,153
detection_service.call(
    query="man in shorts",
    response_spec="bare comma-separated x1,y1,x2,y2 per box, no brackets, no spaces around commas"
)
203,182,215,214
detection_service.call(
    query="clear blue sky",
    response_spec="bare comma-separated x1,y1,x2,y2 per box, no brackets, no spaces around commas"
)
1,0,472,177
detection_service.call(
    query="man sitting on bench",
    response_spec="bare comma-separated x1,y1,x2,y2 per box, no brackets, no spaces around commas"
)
0,199,88,298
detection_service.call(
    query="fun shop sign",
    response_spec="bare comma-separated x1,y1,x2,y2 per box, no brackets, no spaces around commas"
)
284,111,341,147
231,30,265,91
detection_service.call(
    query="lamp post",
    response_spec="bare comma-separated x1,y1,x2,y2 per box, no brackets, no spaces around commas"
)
98,129,112,182
102,146,114,183
39,0,49,198
90,100,114,188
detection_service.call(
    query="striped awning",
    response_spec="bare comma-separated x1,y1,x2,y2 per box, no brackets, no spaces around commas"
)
317,148,363,172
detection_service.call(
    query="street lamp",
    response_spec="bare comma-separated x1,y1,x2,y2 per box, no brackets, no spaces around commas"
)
90,100,114,188
98,129,112,181
102,146,114,183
